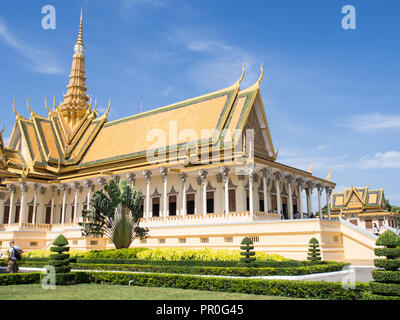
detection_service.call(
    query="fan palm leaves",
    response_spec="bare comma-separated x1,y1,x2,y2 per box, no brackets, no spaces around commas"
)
79,179,148,249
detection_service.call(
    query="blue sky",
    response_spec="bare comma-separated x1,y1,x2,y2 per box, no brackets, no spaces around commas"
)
0,0,399,207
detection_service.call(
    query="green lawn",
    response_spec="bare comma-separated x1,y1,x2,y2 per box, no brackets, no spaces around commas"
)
0,284,303,300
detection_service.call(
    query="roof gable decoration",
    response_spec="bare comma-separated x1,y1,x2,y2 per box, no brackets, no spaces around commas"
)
343,186,365,208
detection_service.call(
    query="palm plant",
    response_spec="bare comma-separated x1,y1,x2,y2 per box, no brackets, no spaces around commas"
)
79,178,148,249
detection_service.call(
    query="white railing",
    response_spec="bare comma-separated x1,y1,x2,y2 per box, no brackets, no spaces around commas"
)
140,211,281,226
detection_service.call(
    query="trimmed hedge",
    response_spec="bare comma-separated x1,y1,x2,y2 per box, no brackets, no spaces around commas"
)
375,248,400,259
370,281,400,297
18,261,348,277
372,270,400,283
75,271,368,300
21,257,326,268
0,272,41,285
374,259,400,271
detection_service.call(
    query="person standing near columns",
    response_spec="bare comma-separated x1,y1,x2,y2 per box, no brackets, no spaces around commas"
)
18,182,28,227
179,173,187,217
160,167,168,219
198,170,208,215
220,167,230,216
32,184,40,225
143,170,152,219
6,184,16,225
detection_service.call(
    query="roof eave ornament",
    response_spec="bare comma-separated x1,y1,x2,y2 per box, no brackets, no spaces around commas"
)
26,97,40,119
12,99,23,120
232,64,245,89
240,62,264,93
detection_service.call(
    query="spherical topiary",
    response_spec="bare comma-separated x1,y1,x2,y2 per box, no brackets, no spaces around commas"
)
368,230,400,299
239,237,256,265
307,238,321,262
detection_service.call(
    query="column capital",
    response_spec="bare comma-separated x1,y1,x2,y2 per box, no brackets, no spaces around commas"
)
285,174,295,184
83,179,93,188
111,175,121,185
179,173,187,184
60,183,68,192
97,177,107,188
219,167,230,180
126,173,136,185
325,186,333,195
50,185,57,195
306,180,316,190
261,167,272,179
20,182,28,193
33,183,41,193
142,170,152,182
6,183,16,193
71,182,80,192
198,169,208,183
273,170,284,182
160,167,168,182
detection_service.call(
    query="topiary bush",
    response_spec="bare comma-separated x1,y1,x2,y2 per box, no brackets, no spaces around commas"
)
239,237,256,265
367,230,400,300
47,235,75,285
307,238,322,262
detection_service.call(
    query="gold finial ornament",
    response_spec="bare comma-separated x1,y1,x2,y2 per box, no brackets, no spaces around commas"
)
273,147,279,161
326,170,331,181
58,8,90,129
257,62,264,84
12,99,23,120
308,160,313,174
26,97,39,118
233,64,245,87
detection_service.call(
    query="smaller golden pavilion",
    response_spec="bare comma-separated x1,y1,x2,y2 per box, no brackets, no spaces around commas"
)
327,186,399,231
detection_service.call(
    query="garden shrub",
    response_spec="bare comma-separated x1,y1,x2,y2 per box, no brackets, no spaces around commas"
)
368,230,400,299
239,237,256,265
75,271,368,300
47,235,74,285
0,272,41,285
307,238,321,262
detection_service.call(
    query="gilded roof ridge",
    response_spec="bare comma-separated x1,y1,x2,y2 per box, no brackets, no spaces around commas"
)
106,74,242,126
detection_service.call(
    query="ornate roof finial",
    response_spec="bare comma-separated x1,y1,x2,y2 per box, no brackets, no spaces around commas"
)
240,62,264,93
233,64,245,88
53,94,58,110
273,147,279,161
326,170,331,181
26,97,39,118
257,62,264,85
308,160,313,174
12,99,23,120
75,7,84,54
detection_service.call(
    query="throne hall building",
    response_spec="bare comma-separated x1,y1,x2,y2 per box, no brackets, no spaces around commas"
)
0,11,378,262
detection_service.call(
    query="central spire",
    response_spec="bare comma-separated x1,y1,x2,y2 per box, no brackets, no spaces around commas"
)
58,8,90,130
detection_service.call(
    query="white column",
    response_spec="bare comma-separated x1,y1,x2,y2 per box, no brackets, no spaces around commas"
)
262,169,271,213
19,182,28,227
317,185,322,218
71,182,80,224
287,176,294,219
7,184,16,225
60,184,67,225
326,186,332,219
306,183,314,216
237,175,246,212
50,186,56,224
220,167,230,215
179,173,187,217
198,170,208,215
143,170,152,219
160,167,168,219
248,167,254,217
0,194,4,224
297,182,304,219
32,184,39,225
84,180,93,209
274,172,283,218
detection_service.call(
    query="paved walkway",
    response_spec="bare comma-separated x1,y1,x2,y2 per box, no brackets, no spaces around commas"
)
1,266,375,283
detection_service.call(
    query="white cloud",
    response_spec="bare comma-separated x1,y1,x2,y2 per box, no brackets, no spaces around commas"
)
162,86,174,97
342,113,400,132
0,18,62,74
360,151,400,169
122,0,164,9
